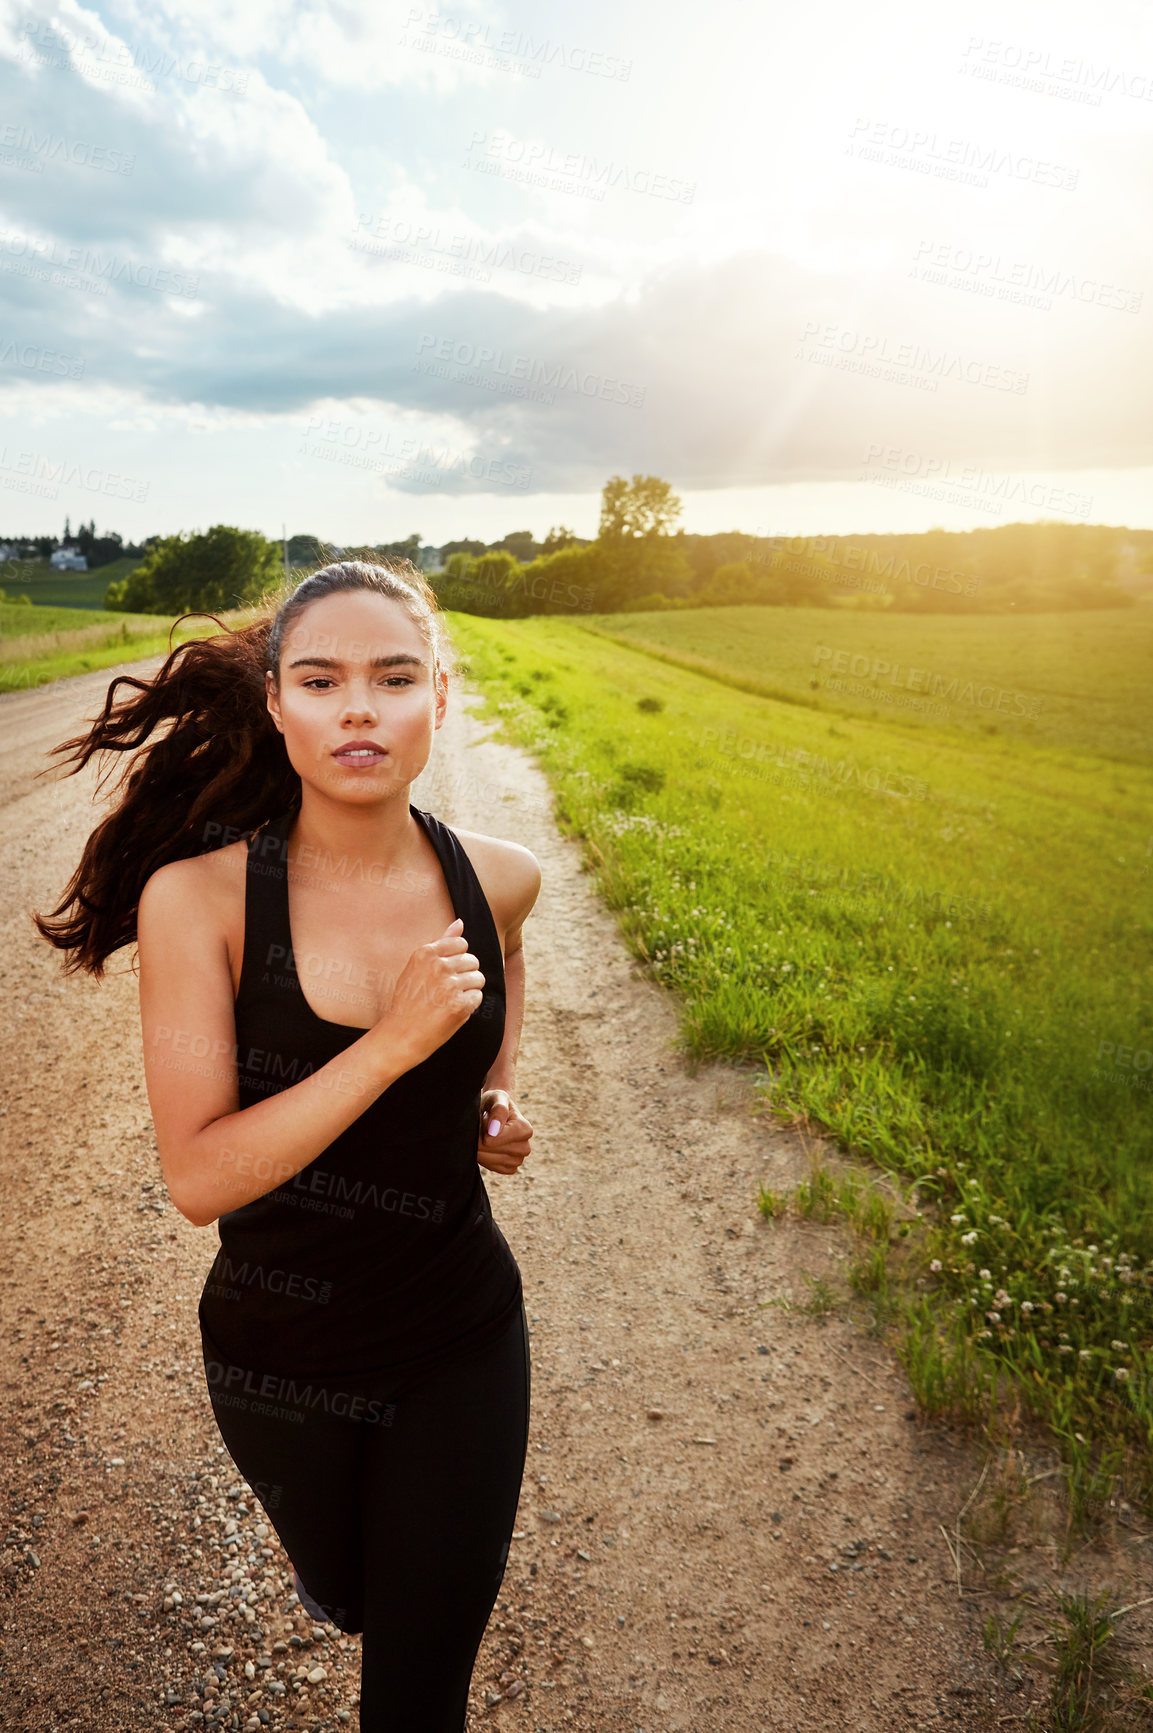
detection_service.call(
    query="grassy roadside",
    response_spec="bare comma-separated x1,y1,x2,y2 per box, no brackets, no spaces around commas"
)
0,602,259,692
0,554,141,610
443,607,1153,1514
583,604,1153,764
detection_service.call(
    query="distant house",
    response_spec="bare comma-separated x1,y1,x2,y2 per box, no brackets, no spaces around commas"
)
50,548,88,570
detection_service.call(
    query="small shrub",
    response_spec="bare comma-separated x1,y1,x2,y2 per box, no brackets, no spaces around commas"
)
756,1185,788,1219
801,1273,838,1321
610,763,666,808
795,1168,838,1222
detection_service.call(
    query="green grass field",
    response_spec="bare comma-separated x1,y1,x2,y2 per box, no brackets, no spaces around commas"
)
586,604,1153,765
0,556,141,610
0,598,254,691
446,606,1153,1492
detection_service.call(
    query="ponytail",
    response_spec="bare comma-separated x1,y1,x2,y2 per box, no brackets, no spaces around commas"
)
31,555,445,978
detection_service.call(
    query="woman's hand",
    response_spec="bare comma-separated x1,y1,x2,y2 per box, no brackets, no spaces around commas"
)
477,1088,533,1176
369,917,484,1074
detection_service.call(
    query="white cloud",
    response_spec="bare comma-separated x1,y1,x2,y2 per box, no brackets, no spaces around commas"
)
2,0,1151,536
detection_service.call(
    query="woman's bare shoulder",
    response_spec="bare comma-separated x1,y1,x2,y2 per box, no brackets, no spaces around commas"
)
450,826,542,926
137,836,249,929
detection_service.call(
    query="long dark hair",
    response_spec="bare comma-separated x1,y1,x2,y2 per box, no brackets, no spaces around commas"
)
31,557,446,978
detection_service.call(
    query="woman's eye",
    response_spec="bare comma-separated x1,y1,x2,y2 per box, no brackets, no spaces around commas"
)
301,676,413,690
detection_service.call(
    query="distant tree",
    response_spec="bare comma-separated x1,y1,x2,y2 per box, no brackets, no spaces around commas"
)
373,534,423,561
104,525,282,614
76,523,126,568
509,543,605,616
541,525,579,553
590,475,691,609
696,561,760,605
598,474,683,542
597,537,693,610
286,532,331,567
485,529,539,560
440,538,487,559
430,548,517,618
439,552,471,581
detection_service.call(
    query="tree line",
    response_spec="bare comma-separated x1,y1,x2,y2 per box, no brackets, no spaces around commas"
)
81,475,1153,618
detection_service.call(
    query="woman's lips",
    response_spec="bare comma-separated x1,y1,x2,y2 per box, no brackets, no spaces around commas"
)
332,744,388,767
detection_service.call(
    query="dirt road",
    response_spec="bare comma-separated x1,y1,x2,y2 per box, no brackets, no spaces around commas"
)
0,652,1016,1731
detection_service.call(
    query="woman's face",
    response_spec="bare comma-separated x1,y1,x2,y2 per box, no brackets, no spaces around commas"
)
265,589,446,803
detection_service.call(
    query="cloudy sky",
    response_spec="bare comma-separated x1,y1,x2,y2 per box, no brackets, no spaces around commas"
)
2,0,1151,545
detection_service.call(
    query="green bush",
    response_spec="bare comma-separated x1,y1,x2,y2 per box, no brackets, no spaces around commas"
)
105,525,282,615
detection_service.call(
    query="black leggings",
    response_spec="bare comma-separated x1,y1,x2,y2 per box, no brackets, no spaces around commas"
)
200,1299,531,1732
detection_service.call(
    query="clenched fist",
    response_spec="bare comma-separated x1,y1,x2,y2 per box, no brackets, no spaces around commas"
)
477,1088,533,1176
370,918,485,1072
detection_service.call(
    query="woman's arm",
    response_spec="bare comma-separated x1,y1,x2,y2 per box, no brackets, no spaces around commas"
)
486,934,526,1094
477,841,541,1175
137,854,480,1227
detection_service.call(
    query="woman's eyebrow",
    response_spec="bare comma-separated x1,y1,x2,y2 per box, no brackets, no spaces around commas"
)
286,653,427,670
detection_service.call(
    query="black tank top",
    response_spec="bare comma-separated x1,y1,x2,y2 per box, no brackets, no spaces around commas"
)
197,801,523,1381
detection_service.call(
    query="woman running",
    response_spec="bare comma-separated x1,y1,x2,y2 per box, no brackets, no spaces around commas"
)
34,559,541,1731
